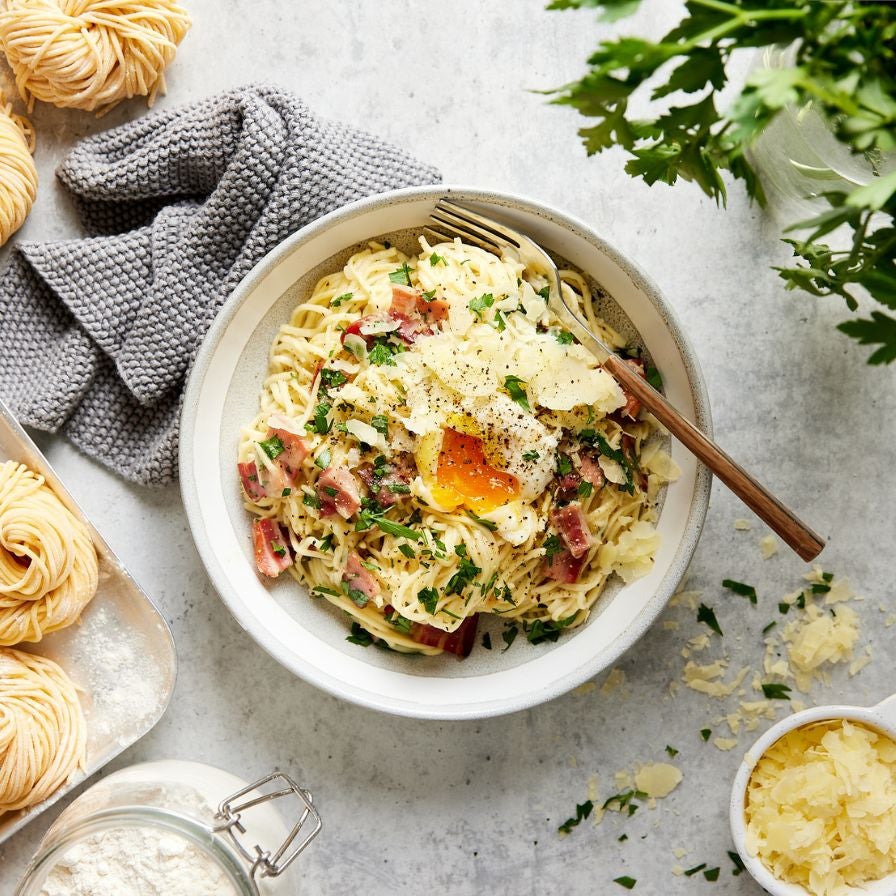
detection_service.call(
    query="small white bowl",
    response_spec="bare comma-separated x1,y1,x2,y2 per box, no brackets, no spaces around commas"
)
180,185,712,719
730,694,896,895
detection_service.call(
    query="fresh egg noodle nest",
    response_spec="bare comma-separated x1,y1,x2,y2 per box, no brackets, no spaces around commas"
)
0,91,35,245
241,238,675,653
0,461,99,645
0,646,85,813
0,0,191,114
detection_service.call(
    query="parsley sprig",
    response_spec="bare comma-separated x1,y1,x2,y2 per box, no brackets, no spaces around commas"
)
546,1,896,364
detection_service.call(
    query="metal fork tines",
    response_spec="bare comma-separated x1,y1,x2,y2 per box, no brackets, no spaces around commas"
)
426,199,520,256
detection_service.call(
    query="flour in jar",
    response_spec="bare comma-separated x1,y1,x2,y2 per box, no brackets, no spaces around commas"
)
39,825,240,896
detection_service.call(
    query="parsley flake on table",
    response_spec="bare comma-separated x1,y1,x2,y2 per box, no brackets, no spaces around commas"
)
761,682,792,700
665,745,678,758
613,876,636,890
704,867,720,882
558,799,593,834
722,578,757,604
683,864,706,877
728,850,746,876
700,728,711,742
697,603,722,636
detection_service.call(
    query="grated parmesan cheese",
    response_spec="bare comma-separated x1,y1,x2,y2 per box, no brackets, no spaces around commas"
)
745,720,896,896
759,535,778,559
783,604,860,692
734,519,752,530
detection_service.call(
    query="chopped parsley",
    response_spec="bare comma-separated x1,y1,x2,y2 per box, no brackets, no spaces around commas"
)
700,728,711,742
502,623,519,651
481,632,492,650
368,342,397,366
646,366,662,390
318,534,334,552
418,587,439,615
613,878,636,891
314,448,331,470
312,585,341,597
553,328,575,344
556,453,573,476
303,491,321,509
370,414,389,436
388,263,413,286
543,534,564,562
778,601,791,615
306,402,332,435
697,604,722,636
384,607,413,634
503,375,532,413
722,579,757,604
319,368,347,392
468,292,495,319
795,592,807,609
577,481,594,498
281,487,292,497
355,510,423,541
762,621,777,634
558,800,593,834
728,851,745,876
346,622,373,646
525,615,577,645
665,745,678,758
271,542,286,557
330,292,353,307
537,285,551,300
466,509,498,531
602,790,646,817
822,571,834,583
579,429,634,494
429,252,446,266
761,682,792,700
704,867,720,882
491,310,507,332
522,449,540,462
811,581,831,594
398,543,416,559
683,864,707,877
258,434,285,460
445,546,481,595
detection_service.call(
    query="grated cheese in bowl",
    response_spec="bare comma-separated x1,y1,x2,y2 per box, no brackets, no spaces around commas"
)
744,719,896,896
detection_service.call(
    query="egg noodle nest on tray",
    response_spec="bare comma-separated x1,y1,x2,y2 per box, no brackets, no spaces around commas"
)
238,237,679,657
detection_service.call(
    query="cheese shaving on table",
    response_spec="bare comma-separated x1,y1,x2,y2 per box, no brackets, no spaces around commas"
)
600,667,626,696
682,660,750,697
745,720,896,896
759,534,778,558
634,763,682,798
733,518,752,530
783,604,860,693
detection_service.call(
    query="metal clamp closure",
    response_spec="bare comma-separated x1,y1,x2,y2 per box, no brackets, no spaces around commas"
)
213,772,321,879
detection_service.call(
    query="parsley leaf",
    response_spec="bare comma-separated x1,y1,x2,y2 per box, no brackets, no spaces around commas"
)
522,449,540,462
722,578,757,604
684,864,706,878
491,310,507,332
306,402,332,435
525,615,577,645
465,509,498,531
429,252,446,266
646,366,662,390
468,292,495,319
370,415,389,436
761,682,792,700
368,342,397,366
502,624,519,652
314,447,331,470
613,878,636,891
558,800,593,834
346,622,373,646
388,263,413,286
704,867,720,882
665,745,678,758
700,728,711,742
553,328,575,344
331,292,353,307
728,850,745,876
445,547,482,595
418,587,439,615
481,632,492,650
697,603,722,636
503,375,532,413
258,435,285,459
319,368,347,392
543,534,565,561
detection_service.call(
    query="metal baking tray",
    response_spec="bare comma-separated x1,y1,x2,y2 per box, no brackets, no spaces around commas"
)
0,398,177,845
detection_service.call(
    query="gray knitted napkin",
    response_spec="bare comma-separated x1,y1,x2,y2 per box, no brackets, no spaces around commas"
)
0,85,440,485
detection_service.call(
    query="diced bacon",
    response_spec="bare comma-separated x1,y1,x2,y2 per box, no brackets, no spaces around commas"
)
357,454,415,507
253,518,292,577
238,461,266,501
411,614,479,658
316,466,361,519
417,295,449,321
619,357,646,420
544,546,588,584
391,312,431,344
341,313,392,346
551,502,593,559
578,453,605,489
266,426,309,475
390,284,419,317
342,552,379,605
555,471,582,503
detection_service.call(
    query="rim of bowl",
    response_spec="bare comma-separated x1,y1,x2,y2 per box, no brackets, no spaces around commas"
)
179,184,713,719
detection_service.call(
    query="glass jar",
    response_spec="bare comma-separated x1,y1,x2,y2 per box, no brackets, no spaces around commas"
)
14,760,321,896
746,45,896,227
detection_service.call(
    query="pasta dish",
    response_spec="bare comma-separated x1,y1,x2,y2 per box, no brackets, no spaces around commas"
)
238,237,677,656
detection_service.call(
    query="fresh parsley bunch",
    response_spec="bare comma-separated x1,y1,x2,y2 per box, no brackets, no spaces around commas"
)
547,0,896,363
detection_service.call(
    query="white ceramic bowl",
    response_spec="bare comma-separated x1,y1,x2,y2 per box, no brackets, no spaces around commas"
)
180,185,711,719
730,694,896,895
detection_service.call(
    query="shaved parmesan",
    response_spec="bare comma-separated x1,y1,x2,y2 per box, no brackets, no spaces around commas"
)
783,604,860,692
745,720,896,896
634,763,682,798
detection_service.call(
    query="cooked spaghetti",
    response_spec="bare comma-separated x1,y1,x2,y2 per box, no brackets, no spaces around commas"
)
0,461,99,645
0,646,86,814
238,238,678,656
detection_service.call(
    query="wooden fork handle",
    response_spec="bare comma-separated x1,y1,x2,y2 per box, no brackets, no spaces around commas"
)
603,355,825,562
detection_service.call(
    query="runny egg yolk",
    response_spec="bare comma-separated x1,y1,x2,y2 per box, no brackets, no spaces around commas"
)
435,428,520,513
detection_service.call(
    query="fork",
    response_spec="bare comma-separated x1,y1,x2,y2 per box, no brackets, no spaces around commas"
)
426,198,824,562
